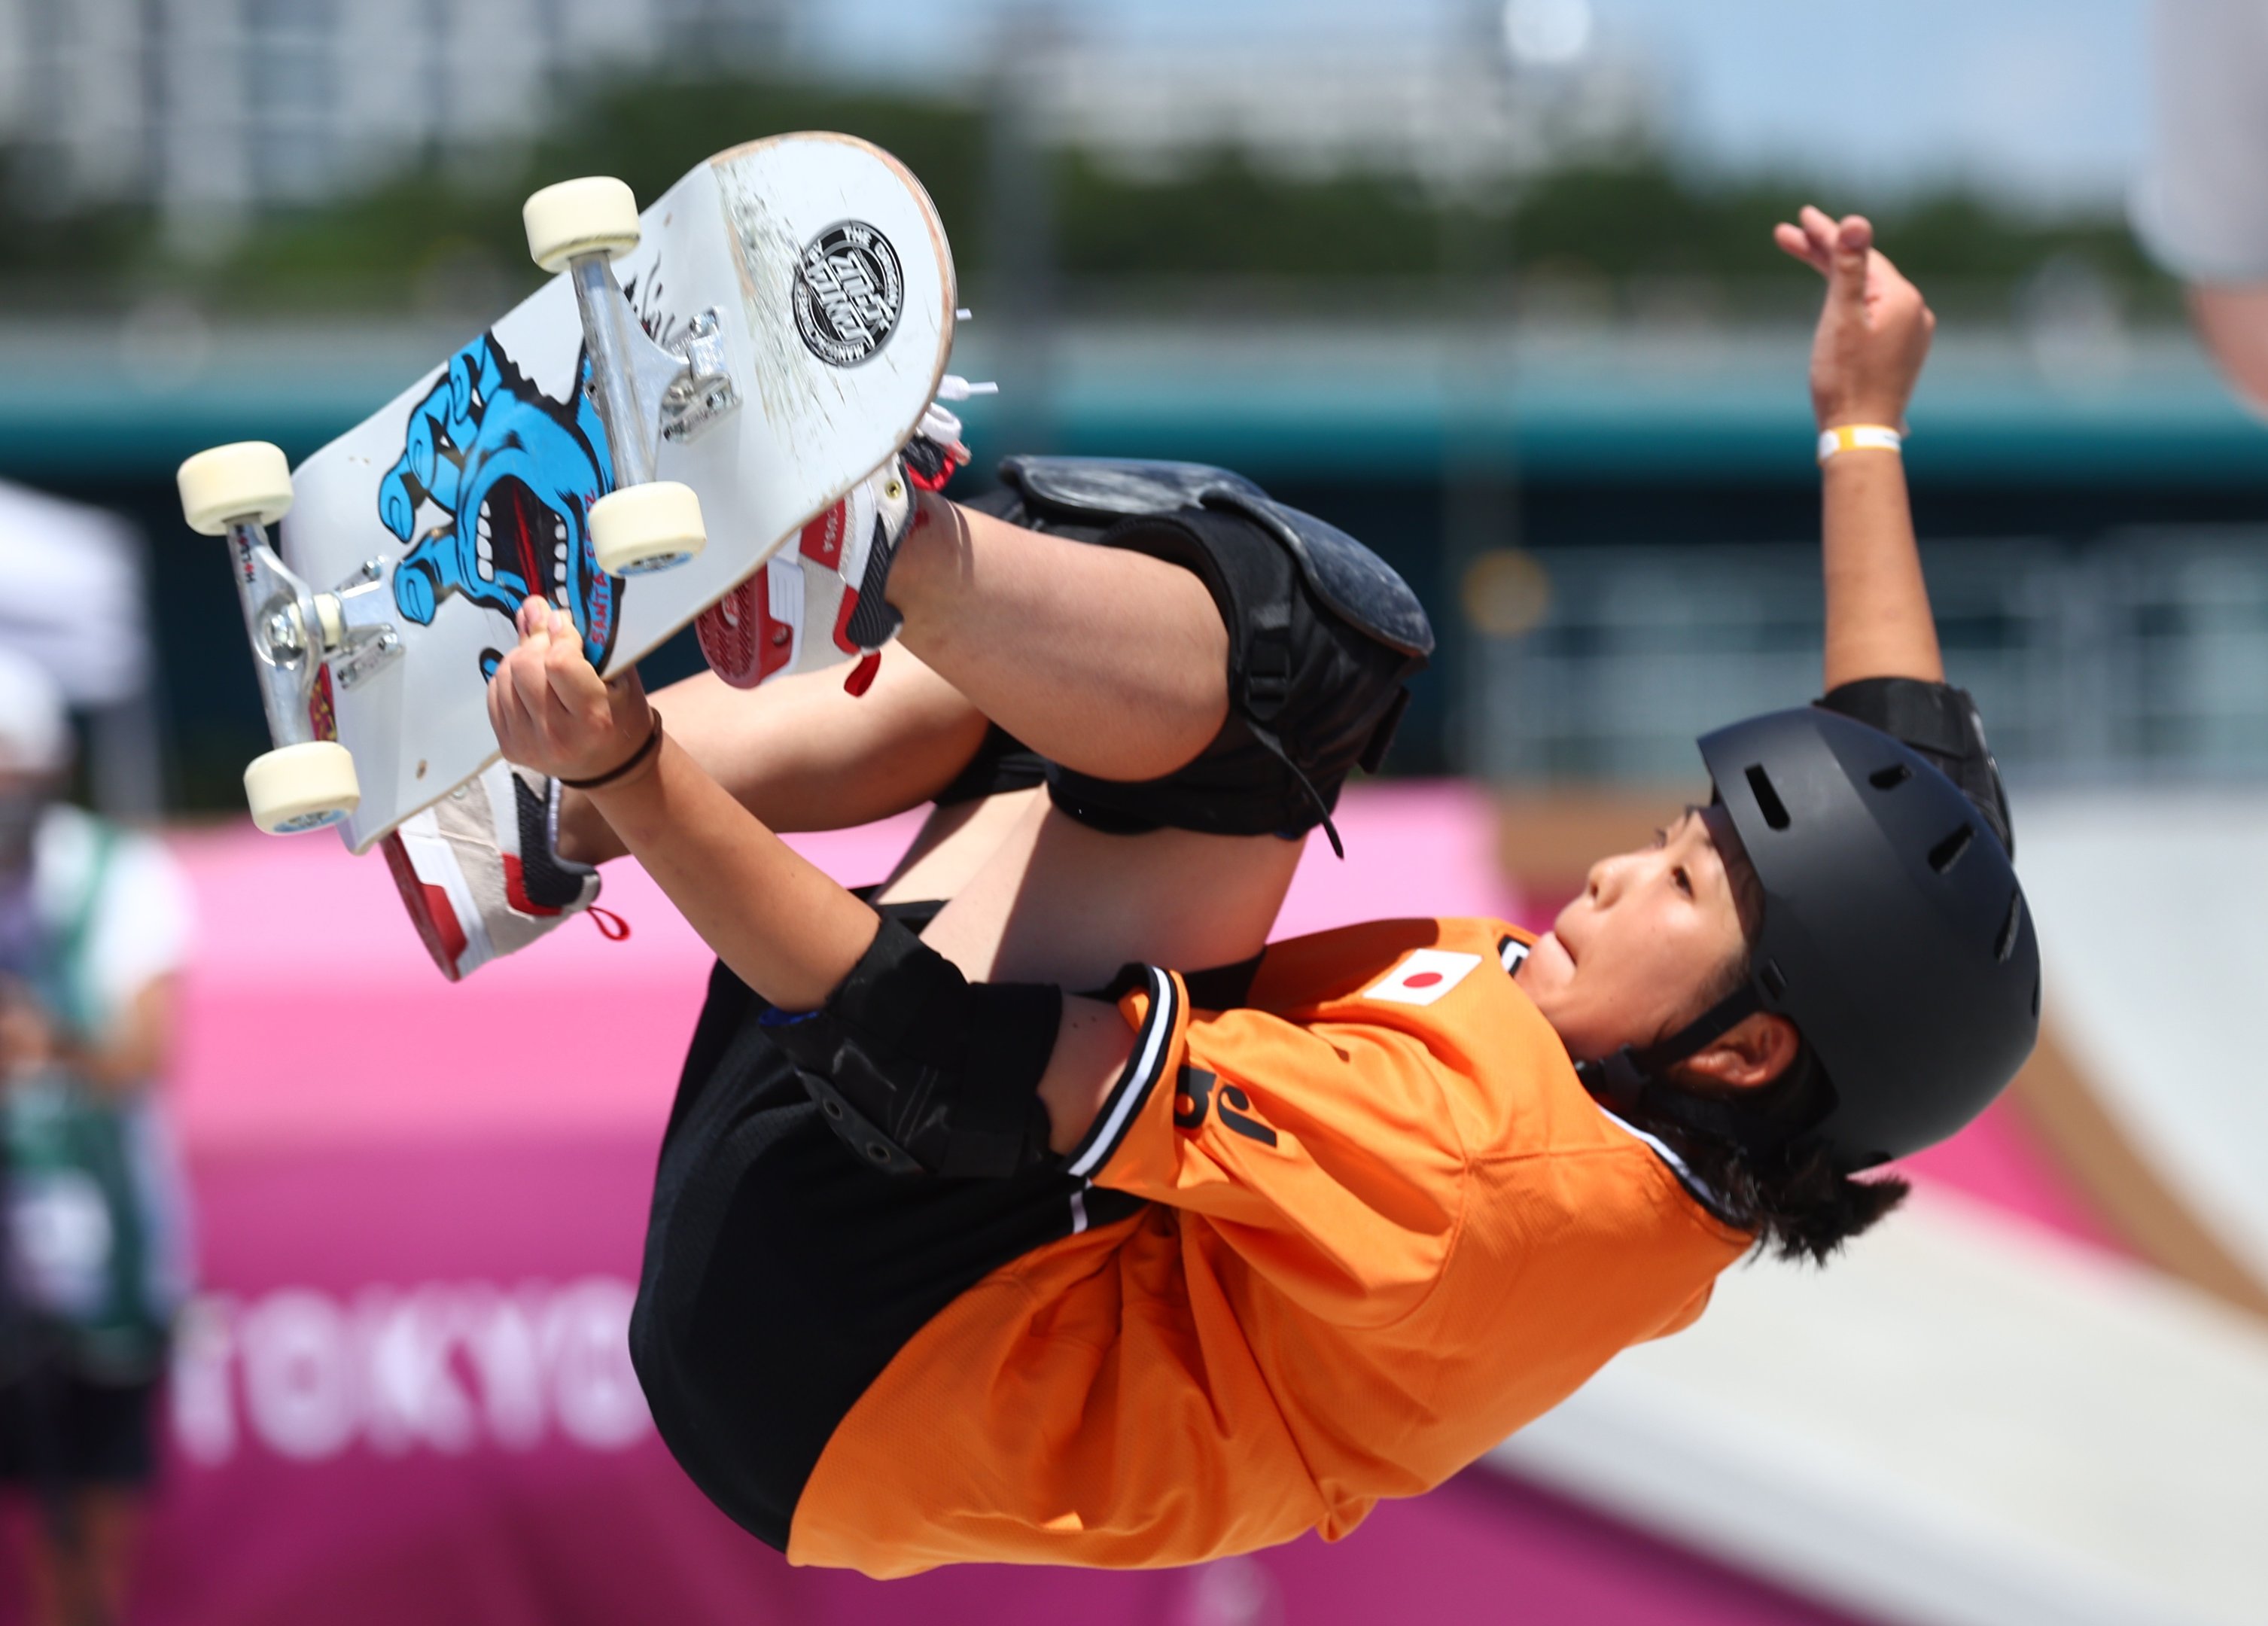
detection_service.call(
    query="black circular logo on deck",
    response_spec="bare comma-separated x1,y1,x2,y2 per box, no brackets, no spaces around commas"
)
791,221,904,367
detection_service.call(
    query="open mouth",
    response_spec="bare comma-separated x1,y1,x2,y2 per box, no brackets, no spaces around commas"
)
475,474,580,613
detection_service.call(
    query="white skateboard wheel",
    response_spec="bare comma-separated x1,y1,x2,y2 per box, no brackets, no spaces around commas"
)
178,442,292,536
244,740,360,835
590,482,706,576
523,177,641,273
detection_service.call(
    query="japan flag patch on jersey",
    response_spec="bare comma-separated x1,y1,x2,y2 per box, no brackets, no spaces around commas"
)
1362,949,1483,1006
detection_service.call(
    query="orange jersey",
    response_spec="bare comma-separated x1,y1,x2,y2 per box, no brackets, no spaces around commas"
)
789,917,1750,1576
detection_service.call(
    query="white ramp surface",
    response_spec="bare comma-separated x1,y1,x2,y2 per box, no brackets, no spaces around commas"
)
1493,1191,2268,1626
2015,792,2268,1293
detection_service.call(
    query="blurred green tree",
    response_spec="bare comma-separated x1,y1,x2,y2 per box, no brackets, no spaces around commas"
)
0,73,2172,317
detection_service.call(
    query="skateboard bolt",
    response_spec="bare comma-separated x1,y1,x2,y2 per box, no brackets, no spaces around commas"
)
263,606,306,659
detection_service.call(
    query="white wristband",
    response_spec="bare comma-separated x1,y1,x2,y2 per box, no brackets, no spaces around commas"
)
1818,424,1904,464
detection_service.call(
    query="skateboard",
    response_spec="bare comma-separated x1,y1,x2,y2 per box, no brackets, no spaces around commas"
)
177,131,956,851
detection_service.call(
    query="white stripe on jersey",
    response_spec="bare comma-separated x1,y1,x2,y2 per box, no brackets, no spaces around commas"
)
1067,967,1180,1179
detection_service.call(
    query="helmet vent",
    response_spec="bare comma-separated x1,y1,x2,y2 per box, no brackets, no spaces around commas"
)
1869,764,1912,790
1994,890,2025,963
1744,766,1791,830
1928,824,1974,875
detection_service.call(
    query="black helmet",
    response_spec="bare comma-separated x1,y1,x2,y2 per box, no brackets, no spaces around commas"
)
1578,706,2041,1171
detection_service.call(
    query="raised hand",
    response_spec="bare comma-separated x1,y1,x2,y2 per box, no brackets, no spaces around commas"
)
485,595,654,784
1773,206,1935,432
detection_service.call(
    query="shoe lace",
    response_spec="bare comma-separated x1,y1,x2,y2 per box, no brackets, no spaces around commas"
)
587,905,631,942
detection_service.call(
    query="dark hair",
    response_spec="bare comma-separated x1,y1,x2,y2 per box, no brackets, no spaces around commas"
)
1638,1094,1910,1265
1637,838,1910,1265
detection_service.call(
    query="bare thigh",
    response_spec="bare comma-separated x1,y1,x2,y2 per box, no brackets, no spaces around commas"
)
881,790,1302,992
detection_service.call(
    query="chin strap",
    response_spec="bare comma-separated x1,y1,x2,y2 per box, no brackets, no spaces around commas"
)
1575,981,1811,1156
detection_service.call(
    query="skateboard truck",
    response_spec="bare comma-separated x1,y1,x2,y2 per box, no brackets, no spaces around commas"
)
238,548,402,705
176,441,374,835
659,309,741,445
525,176,715,578
319,560,409,693
568,289,739,463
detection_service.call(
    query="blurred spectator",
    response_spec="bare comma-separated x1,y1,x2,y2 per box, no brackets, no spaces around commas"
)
2134,0,2268,413
0,647,193,1626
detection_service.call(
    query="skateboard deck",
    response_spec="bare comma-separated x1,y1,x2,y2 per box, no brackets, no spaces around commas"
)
282,132,954,852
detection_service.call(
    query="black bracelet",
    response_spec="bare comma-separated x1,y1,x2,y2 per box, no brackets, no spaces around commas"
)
559,714,665,790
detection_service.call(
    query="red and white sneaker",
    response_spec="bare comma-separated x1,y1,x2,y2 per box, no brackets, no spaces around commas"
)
382,758,620,981
696,387,978,696
695,458,915,695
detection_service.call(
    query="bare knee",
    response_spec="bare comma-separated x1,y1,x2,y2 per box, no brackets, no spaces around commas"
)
894,498,1231,781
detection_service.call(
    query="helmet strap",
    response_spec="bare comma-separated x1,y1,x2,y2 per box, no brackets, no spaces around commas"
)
1575,982,1804,1153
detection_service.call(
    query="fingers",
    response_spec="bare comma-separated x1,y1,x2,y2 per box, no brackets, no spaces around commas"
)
1803,205,1841,263
1822,215,1873,318
489,637,549,758
485,660,519,756
1773,206,1836,273
1773,206,1868,279
543,620,609,714
516,617,607,723
1779,206,1878,325
1773,221,1827,274
487,596,615,770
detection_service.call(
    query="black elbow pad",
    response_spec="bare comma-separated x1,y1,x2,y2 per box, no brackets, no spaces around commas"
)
1816,678,2014,857
762,919,1064,1179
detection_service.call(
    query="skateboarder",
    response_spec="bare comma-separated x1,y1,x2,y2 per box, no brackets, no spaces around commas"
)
451,209,2033,1573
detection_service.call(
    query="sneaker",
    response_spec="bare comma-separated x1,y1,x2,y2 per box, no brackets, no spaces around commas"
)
695,458,915,693
694,385,978,695
382,758,620,982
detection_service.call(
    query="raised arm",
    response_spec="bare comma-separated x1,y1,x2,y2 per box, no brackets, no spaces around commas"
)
1773,207,1943,689
490,597,885,1009
488,594,1135,1150
553,651,994,865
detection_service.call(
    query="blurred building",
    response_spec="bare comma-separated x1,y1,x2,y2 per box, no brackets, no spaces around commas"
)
1024,27,1655,188
0,0,1656,230
994,0,1652,189
0,0,796,227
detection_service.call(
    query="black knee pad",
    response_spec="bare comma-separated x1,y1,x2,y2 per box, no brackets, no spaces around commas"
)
979,459,1433,851
761,919,1062,1179
1047,509,1417,845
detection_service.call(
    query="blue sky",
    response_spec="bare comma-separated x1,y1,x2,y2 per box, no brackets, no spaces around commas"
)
801,0,2153,209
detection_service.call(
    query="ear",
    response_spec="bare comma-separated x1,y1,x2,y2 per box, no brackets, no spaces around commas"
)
1672,1012,1801,1093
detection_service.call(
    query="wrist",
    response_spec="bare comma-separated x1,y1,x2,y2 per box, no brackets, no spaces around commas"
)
1815,399,1909,433
562,712,665,793
1816,424,1904,465
577,735,676,863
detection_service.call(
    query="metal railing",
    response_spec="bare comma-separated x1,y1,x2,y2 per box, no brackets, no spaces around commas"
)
1471,528,2268,784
